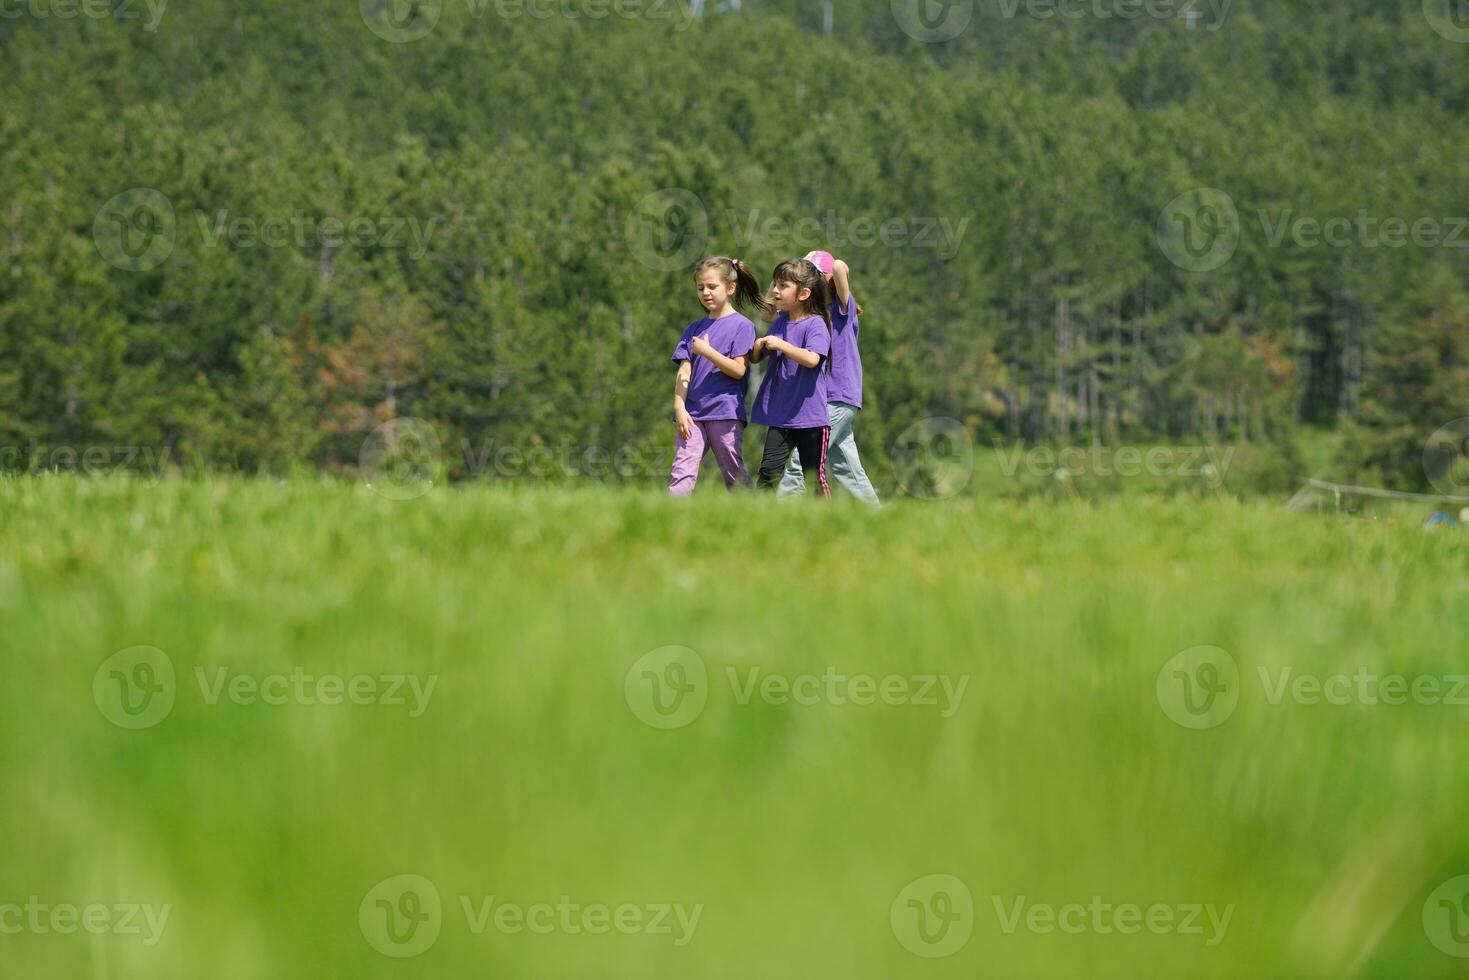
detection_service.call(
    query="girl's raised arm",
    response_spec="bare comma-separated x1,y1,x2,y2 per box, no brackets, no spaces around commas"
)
831,258,853,309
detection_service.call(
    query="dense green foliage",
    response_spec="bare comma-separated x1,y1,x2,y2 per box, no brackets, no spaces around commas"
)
4,478,1469,977
3,0,1468,489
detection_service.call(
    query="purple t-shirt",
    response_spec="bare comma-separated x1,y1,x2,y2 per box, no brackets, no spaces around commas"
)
671,312,757,422
827,292,863,409
750,314,831,429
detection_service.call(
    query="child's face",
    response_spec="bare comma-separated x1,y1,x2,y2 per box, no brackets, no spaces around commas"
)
769,279,811,314
695,270,735,313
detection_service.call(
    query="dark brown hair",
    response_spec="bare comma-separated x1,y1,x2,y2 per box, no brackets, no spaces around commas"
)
771,258,833,371
771,258,832,330
694,257,773,319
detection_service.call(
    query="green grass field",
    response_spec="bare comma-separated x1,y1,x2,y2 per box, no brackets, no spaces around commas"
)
3,477,1468,978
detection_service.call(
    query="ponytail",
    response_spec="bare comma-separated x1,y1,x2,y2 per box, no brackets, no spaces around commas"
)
730,258,775,320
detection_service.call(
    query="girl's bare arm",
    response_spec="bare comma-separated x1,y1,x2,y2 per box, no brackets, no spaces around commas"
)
831,258,853,310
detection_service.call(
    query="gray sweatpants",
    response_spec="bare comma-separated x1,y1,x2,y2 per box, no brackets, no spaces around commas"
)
777,401,881,505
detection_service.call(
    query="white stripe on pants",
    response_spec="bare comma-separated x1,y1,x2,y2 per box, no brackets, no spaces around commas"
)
777,401,880,505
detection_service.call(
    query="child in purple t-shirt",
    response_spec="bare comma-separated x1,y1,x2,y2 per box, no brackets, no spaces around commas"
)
750,258,833,498
777,250,880,505
668,257,771,496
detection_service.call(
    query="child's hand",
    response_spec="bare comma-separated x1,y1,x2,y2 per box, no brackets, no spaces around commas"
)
761,336,784,356
675,408,694,440
690,334,713,358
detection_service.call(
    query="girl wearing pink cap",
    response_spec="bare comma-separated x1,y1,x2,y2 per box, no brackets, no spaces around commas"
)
668,257,770,496
778,250,880,505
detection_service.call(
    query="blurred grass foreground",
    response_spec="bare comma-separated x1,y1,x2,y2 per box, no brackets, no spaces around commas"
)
2,477,1468,978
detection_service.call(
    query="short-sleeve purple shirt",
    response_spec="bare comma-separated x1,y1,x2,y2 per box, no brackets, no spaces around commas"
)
671,312,757,422
826,292,863,409
750,314,831,429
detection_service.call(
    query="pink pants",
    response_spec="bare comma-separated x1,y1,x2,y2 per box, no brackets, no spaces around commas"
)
668,419,753,496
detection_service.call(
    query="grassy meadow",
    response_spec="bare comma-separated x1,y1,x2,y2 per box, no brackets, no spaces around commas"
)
2,476,1468,978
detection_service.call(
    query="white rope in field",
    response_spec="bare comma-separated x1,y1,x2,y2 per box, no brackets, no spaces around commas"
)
1286,478,1469,511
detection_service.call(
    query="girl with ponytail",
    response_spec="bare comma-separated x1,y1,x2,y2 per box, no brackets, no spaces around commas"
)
667,257,770,496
